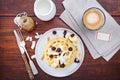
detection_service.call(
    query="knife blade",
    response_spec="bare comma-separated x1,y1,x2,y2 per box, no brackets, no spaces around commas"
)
14,30,24,53
13,30,34,80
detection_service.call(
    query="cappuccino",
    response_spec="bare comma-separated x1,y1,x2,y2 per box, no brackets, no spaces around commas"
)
83,8,105,30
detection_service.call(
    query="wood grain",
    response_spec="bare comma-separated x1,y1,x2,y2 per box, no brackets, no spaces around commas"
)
0,0,120,80
0,0,120,16
22,54,34,80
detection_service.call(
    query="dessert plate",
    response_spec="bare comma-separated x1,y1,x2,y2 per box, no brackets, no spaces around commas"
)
35,28,84,77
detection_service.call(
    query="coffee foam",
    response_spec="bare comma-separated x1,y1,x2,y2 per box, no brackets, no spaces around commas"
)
83,8,105,30
86,12,99,24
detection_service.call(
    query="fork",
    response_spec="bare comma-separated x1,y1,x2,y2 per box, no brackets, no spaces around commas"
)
16,30,38,75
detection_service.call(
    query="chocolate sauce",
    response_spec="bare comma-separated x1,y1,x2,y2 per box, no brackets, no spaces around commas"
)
58,53,61,56
56,48,61,52
63,53,65,56
60,63,65,68
49,55,53,58
59,60,65,68
68,47,73,51
52,31,57,35
71,34,75,37
51,46,56,51
74,58,80,63
63,30,67,38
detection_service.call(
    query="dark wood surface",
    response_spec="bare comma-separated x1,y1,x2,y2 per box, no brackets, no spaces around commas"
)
0,0,120,80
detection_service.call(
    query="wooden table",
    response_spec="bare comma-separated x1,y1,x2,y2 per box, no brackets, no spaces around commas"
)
0,0,120,80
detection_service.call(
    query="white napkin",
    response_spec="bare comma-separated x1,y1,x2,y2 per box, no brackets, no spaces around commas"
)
60,0,120,61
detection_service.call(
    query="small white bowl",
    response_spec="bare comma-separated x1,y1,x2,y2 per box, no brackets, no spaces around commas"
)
34,0,56,21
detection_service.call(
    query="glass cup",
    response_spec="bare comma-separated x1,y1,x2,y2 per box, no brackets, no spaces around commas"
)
82,7,106,30
14,12,35,31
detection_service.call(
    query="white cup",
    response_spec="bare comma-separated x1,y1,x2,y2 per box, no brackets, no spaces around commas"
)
34,0,56,21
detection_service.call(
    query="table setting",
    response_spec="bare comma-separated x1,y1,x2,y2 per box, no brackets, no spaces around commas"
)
60,0,120,61
0,0,120,80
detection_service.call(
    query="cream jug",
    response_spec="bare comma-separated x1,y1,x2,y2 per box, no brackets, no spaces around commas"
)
34,0,56,21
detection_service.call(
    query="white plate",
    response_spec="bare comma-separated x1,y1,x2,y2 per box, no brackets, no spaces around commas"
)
35,28,84,77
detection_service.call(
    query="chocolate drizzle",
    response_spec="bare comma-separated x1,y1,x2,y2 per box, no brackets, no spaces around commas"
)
52,31,57,35
56,48,61,52
49,54,53,58
71,34,75,37
63,30,67,38
63,53,65,56
51,46,56,51
59,60,65,68
68,47,73,51
74,58,80,63
58,53,61,56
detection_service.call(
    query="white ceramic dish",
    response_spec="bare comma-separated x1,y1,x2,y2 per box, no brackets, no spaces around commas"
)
35,28,84,77
34,0,56,21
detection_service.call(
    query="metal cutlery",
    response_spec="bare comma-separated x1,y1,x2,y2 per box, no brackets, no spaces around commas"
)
14,30,38,76
14,30,34,80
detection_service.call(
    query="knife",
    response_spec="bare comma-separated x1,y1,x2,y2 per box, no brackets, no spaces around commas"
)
14,30,34,80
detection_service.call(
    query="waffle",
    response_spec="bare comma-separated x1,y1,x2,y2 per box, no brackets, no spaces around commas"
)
40,30,81,69
44,37,78,69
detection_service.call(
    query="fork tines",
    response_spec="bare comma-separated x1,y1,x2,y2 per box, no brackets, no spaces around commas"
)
16,29,24,42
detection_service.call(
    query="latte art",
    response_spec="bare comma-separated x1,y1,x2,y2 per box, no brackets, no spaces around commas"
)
83,8,105,30
86,12,99,24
